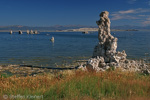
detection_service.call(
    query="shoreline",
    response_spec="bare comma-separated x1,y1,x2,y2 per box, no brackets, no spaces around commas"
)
0,28,150,33
0,60,150,77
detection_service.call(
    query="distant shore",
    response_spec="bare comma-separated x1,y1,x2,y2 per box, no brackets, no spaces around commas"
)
0,28,150,33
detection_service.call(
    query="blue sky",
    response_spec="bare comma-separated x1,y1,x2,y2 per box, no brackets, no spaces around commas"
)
0,0,150,26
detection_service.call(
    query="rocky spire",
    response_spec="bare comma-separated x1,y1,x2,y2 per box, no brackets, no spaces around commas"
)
79,11,149,74
93,11,120,63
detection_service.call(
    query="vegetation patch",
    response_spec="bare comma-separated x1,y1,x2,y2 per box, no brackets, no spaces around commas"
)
0,70,150,100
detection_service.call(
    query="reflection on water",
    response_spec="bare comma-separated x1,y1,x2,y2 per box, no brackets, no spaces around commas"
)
0,31,149,67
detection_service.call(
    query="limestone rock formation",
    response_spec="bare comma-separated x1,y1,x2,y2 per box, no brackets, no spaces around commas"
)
93,11,126,63
79,11,150,74
10,30,13,34
30,30,33,34
27,30,30,34
19,30,23,34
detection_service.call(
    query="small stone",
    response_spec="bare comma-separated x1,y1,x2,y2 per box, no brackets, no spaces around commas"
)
125,60,129,63
105,66,110,69
110,62,116,67
143,69,150,75
99,62,106,68
0,66,2,70
78,65,85,71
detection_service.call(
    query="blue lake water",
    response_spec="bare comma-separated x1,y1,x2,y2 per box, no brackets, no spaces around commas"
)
0,31,150,67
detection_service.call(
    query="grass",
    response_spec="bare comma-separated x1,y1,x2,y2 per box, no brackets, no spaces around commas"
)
0,69,150,100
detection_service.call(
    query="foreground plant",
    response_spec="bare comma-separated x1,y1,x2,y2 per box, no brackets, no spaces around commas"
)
0,70,150,100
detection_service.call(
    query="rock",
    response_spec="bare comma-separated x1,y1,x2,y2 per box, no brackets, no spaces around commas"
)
30,30,33,34
78,65,87,71
110,62,116,67
19,30,23,34
27,30,30,34
78,11,149,74
93,11,125,63
87,57,106,72
34,30,38,34
125,59,129,63
105,66,110,69
86,64,96,72
99,57,105,63
51,37,54,42
99,63,106,68
142,69,150,75
10,30,13,34
0,66,2,70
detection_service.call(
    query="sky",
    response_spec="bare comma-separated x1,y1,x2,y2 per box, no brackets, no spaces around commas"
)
0,0,150,26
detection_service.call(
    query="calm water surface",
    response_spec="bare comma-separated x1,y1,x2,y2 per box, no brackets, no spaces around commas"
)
0,31,149,67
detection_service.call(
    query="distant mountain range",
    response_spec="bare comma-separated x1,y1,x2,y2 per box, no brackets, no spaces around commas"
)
0,25,95,31
111,25,150,30
0,25,149,31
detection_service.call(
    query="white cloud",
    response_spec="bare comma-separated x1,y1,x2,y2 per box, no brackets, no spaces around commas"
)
111,8,150,20
111,8,150,26
111,13,138,20
141,16,150,25
119,10,135,14
142,21,150,25
111,14,122,20
136,8,150,13
138,15,146,17
147,17,150,20
117,8,150,14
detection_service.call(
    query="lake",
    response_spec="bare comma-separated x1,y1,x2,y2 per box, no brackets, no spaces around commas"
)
0,31,150,67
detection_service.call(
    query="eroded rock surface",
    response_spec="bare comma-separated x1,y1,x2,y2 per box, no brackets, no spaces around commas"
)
79,11,150,74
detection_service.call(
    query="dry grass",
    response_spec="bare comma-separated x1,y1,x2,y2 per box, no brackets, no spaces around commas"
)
0,69,150,100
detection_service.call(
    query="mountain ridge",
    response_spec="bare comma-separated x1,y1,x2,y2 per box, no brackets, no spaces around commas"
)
0,25,149,31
